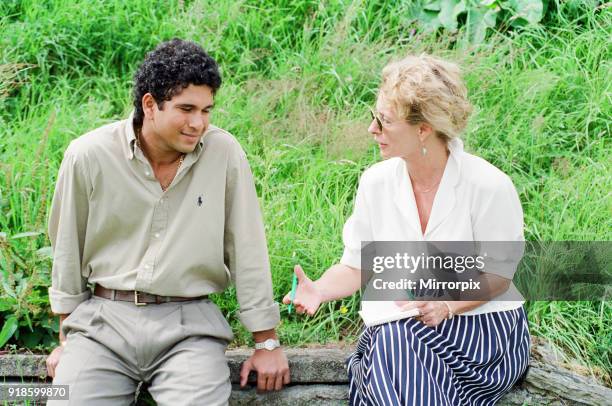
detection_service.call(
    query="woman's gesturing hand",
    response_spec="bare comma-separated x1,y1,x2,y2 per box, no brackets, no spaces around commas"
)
282,265,323,316
395,300,450,327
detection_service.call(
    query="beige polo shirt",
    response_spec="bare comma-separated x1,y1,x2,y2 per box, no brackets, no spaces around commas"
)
48,113,280,332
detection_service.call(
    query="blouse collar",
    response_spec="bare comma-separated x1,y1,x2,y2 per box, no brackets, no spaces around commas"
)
393,137,464,239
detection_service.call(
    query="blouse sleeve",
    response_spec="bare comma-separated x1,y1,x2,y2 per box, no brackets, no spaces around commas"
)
473,174,525,279
340,174,373,270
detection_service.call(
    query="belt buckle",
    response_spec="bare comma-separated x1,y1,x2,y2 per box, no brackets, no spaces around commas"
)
134,291,148,306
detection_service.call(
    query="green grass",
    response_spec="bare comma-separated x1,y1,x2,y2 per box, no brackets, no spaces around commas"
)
0,0,610,383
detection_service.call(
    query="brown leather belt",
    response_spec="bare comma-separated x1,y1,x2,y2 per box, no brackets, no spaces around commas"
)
94,285,207,306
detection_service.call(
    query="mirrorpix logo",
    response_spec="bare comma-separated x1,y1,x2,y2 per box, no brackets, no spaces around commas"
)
196,194,204,207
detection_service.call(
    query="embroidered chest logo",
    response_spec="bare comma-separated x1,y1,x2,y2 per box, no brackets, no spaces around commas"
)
197,195,204,207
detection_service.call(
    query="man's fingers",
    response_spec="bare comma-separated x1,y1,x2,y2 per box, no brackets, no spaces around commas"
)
274,373,284,391
46,352,59,378
240,359,252,387
257,371,267,392
283,369,291,385
282,294,290,304
46,359,53,378
266,373,275,391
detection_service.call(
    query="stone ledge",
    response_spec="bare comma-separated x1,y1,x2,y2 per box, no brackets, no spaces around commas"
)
228,384,348,406
228,348,349,384
1,346,610,405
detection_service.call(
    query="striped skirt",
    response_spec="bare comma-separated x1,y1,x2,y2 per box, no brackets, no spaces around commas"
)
347,307,530,406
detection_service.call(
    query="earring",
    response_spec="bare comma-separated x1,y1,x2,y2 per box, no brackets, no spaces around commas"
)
421,141,427,156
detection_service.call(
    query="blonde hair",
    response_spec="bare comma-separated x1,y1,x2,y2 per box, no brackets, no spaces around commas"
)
379,54,472,142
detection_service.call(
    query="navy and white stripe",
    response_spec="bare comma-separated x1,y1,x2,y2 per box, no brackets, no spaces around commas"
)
347,307,530,405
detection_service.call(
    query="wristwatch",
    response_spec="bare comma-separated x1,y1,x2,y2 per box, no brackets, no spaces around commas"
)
254,338,281,351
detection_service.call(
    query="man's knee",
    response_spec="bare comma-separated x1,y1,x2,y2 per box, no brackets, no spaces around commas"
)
51,335,138,405
147,336,231,406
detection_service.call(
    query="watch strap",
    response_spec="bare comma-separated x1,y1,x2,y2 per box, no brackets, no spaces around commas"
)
254,339,280,350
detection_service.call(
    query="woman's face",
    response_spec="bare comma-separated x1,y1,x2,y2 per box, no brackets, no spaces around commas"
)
368,95,423,160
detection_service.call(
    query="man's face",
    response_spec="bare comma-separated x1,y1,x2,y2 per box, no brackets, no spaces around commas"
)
148,84,214,154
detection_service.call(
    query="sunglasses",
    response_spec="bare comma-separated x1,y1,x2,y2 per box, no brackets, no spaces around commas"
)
369,109,383,131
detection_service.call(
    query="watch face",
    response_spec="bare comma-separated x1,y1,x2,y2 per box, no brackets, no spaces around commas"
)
256,339,278,350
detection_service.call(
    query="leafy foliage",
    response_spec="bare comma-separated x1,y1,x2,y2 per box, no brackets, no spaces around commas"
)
413,0,604,43
0,232,58,349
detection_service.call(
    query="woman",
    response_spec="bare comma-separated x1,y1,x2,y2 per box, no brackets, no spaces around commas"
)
283,54,530,405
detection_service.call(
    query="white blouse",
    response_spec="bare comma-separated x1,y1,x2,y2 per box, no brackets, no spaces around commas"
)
341,138,524,315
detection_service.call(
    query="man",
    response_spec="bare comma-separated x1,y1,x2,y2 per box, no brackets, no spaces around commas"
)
45,39,289,405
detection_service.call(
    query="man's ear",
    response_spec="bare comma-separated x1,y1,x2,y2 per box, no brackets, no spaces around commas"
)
142,93,157,120
418,122,434,143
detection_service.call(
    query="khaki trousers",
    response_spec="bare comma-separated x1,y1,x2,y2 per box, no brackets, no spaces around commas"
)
48,296,234,406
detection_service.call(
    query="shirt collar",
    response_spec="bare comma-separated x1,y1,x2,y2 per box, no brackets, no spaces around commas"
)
124,111,137,160
123,110,206,160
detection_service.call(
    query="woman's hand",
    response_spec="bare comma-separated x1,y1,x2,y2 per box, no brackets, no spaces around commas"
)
396,300,450,327
282,265,323,316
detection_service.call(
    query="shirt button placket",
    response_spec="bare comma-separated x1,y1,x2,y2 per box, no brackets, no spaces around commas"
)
147,196,168,285
135,197,167,292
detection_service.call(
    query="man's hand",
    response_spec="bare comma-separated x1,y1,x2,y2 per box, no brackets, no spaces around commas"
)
239,348,290,392
46,345,64,378
47,313,69,378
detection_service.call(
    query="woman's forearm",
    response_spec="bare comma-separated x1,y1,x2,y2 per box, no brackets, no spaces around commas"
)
313,263,362,303
447,300,486,315
447,272,513,315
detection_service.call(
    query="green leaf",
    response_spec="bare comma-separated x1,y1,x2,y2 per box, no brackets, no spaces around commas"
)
0,316,18,347
20,330,43,348
50,316,60,333
2,279,16,298
438,0,466,32
423,0,442,11
36,246,53,259
508,0,543,25
419,9,442,31
0,300,15,311
23,311,33,331
467,7,498,44
483,7,498,27
10,231,43,239
42,333,57,348
9,250,27,269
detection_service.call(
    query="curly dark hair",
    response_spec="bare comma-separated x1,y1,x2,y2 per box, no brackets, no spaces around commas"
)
132,38,222,128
